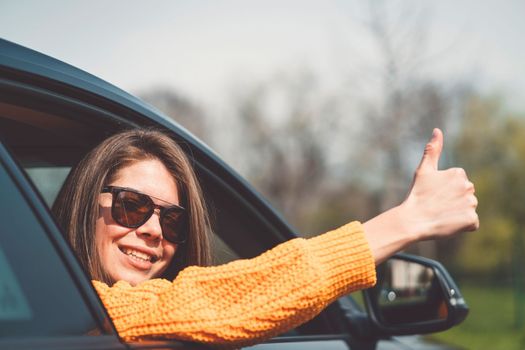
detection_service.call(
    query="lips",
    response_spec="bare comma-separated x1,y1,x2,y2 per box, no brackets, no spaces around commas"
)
119,246,160,263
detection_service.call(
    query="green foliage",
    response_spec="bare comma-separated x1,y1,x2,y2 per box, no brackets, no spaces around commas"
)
451,95,525,281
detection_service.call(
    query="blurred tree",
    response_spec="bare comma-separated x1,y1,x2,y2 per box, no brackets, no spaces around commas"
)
227,1,471,243
358,1,449,203
135,6,490,275
451,94,525,281
342,0,464,259
231,70,344,234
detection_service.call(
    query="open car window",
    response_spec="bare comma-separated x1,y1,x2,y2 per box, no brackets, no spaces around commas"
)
0,69,355,339
0,94,241,264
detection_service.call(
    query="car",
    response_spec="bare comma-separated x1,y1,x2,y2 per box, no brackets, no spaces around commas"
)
0,38,468,350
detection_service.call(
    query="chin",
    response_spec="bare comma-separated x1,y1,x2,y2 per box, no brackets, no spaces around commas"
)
112,270,150,286
128,277,147,287
128,276,149,286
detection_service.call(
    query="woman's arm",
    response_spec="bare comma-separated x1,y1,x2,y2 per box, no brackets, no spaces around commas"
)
93,222,376,347
93,129,478,347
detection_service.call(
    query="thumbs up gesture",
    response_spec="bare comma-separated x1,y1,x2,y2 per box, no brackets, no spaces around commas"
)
403,128,479,240
363,128,478,264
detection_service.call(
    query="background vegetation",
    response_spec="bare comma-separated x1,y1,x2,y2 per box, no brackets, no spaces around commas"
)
137,2,524,348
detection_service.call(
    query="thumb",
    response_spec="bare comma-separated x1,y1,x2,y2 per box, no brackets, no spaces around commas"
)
417,128,443,173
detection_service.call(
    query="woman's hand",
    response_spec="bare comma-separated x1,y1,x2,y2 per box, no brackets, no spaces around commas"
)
402,128,479,241
363,128,479,264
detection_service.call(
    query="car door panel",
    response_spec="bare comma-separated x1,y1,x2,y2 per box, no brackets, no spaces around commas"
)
0,142,124,349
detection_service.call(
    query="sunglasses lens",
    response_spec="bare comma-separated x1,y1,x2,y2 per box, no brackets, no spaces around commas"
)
108,187,186,243
161,208,186,243
113,190,152,227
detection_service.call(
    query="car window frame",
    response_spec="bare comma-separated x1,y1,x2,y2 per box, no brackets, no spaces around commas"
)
0,80,363,349
0,40,374,346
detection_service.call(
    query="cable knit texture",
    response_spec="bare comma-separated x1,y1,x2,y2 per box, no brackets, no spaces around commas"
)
93,221,376,347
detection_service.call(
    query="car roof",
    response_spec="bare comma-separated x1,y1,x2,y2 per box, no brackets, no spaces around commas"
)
0,38,210,151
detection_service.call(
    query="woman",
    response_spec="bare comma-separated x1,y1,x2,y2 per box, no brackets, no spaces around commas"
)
53,128,478,347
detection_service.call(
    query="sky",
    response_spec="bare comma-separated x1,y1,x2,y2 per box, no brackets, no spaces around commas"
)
1,0,524,114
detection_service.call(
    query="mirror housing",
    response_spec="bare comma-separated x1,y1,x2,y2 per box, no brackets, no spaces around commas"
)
363,253,468,336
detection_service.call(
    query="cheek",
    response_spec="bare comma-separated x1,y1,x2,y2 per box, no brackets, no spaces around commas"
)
161,242,178,264
95,205,127,241
94,209,130,263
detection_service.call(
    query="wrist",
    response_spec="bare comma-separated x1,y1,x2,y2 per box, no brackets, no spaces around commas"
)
363,204,420,265
395,201,427,243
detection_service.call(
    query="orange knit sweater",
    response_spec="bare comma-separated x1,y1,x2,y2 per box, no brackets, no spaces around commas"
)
93,221,376,347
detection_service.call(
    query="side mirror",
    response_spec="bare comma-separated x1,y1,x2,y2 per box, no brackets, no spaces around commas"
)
363,253,468,335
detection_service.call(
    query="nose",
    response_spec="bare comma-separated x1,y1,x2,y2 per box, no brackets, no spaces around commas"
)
135,209,163,241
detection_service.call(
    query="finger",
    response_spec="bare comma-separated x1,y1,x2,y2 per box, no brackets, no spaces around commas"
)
469,195,478,208
459,210,479,231
466,211,480,231
465,180,475,193
417,128,443,173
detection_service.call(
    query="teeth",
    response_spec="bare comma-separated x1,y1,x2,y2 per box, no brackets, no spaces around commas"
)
123,248,154,262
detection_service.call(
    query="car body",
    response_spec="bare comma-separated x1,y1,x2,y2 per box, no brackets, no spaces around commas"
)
0,38,464,349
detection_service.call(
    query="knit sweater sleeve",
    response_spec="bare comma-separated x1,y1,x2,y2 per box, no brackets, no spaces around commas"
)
92,221,376,347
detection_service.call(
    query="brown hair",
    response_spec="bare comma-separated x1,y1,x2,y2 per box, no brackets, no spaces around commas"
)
52,128,212,284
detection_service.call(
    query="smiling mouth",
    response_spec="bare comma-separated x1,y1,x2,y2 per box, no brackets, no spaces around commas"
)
120,247,159,263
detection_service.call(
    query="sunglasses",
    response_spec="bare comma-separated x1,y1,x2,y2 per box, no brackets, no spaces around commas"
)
101,186,187,244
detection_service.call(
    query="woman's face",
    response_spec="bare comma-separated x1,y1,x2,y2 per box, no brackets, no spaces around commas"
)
95,158,180,286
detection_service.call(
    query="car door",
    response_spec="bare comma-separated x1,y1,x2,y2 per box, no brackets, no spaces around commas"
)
0,141,126,350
